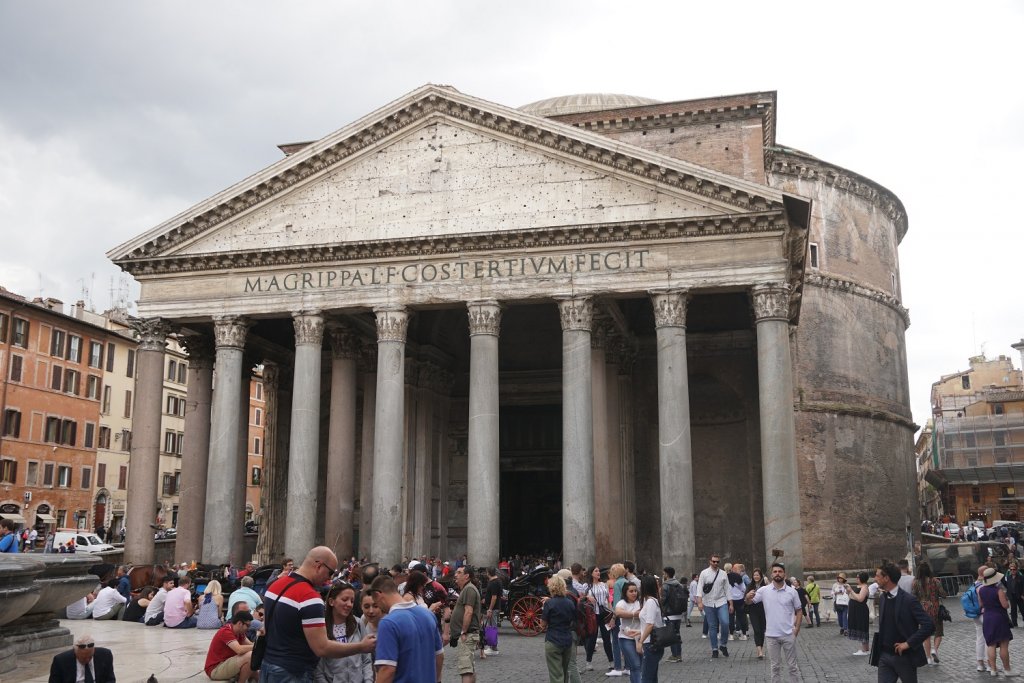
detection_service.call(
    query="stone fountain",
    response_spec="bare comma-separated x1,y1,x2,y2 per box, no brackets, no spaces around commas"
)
0,555,44,675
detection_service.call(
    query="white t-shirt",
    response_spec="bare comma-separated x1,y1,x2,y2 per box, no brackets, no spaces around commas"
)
698,567,730,607
638,597,663,645
616,599,641,640
91,586,126,618
832,582,850,606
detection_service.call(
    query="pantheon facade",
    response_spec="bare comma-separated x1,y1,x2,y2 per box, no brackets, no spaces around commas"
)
109,86,917,576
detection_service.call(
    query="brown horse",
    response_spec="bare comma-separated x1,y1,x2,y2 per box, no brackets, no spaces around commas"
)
128,564,171,592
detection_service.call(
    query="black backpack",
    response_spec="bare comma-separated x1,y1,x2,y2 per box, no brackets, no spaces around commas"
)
569,593,598,640
662,581,686,617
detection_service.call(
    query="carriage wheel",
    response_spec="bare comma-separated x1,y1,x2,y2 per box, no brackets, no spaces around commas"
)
510,596,547,636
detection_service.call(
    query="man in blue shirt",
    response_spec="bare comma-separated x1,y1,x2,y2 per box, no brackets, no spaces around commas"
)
0,520,19,553
371,575,444,683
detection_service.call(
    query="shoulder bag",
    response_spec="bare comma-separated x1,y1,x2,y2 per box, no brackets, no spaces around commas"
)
702,569,720,595
250,575,305,671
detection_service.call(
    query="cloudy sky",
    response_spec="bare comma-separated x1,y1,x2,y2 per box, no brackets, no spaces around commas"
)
1,1,1021,429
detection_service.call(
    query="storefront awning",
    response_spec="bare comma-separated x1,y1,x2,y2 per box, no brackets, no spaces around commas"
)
36,513,57,524
0,513,26,524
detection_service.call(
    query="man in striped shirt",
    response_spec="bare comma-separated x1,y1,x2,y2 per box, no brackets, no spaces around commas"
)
260,546,375,681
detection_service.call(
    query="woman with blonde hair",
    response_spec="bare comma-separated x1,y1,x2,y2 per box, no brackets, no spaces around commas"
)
607,563,627,676
196,579,224,629
541,574,577,683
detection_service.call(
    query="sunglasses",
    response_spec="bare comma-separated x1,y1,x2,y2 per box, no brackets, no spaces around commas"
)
76,643,95,649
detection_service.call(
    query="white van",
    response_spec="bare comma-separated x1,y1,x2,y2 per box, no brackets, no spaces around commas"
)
52,530,114,553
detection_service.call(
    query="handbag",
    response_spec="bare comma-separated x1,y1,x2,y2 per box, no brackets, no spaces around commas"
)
702,569,720,595
250,575,305,671
650,623,681,652
938,604,952,622
869,632,881,667
483,612,499,648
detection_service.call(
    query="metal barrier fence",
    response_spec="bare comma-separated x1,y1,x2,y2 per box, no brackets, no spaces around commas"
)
938,574,975,597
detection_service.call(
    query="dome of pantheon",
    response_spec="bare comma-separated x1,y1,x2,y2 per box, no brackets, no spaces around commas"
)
519,93,661,117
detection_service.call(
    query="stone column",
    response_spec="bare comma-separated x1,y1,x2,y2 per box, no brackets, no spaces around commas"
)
413,366,434,556
256,362,281,564
175,334,213,564
357,349,377,559
752,283,803,577
591,324,612,565
650,289,695,573
617,349,637,560
326,325,359,560
203,316,249,565
604,350,624,559
234,358,253,565
125,318,170,564
466,300,501,566
285,311,325,560
557,296,595,567
370,306,409,564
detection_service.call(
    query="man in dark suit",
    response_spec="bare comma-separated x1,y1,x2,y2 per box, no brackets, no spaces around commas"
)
1002,561,1024,627
874,562,934,683
49,634,116,683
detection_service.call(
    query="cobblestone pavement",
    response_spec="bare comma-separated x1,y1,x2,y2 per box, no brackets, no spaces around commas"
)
446,600,1024,682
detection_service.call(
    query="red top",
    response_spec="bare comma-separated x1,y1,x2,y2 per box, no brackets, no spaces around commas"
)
204,623,247,676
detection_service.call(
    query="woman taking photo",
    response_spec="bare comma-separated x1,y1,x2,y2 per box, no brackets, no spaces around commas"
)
912,561,945,665
540,575,576,683
196,580,224,629
586,565,614,671
615,581,643,683
847,572,871,656
637,575,664,683
745,568,768,660
831,573,850,635
315,581,374,683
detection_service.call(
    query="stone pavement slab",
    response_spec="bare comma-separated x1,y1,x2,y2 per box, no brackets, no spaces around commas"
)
8,599,1024,682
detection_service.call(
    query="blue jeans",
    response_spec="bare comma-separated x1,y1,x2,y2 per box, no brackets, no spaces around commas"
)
165,615,197,629
610,622,622,669
619,638,642,683
641,643,662,683
259,662,314,683
704,603,730,650
836,604,848,631
668,618,682,658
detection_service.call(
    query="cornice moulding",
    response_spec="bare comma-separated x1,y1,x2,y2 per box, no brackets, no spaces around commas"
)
805,272,910,329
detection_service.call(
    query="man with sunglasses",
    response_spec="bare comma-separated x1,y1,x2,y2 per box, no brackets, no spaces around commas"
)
696,554,733,660
260,546,375,681
48,634,115,683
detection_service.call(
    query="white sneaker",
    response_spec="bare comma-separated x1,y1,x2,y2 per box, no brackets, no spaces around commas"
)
701,634,707,639
605,670,623,677
853,650,870,656
483,647,498,656
729,634,736,641
585,662,594,671
740,634,748,641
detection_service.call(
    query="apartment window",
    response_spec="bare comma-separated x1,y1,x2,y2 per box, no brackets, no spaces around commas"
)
120,429,132,452
253,436,261,455
86,375,101,400
178,363,186,383
164,430,177,454
166,395,185,417
105,343,116,372
51,365,63,391
9,354,23,382
43,463,55,487
81,467,92,489
809,243,819,269
63,368,80,395
2,409,20,438
12,318,29,348
995,431,1007,447
162,473,176,496
124,390,132,418
101,385,111,414
97,463,106,488
50,329,67,357
965,433,977,448
25,461,38,486
251,466,261,486
66,335,82,363
962,375,971,390
118,465,128,489
994,404,1005,415
84,423,95,449
98,426,111,449
88,341,103,368
255,382,263,401
60,419,77,446
126,349,135,378
56,510,66,527
57,465,72,488
0,313,7,343
972,486,981,503
175,470,181,493
254,407,262,426
167,359,177,381
45,416,60,443
0,458,16,484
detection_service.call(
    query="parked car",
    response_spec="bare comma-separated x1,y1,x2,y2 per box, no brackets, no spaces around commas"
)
920,541,1010,577
52,530,114,553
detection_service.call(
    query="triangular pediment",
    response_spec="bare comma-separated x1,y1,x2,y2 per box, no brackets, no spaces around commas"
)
109,84,788,267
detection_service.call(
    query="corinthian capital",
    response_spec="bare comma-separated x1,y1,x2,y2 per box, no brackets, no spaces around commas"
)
328,325,360,359
212,315,251,349
374,306,409,343
751,283,792,322
649,289,689,329
467,299,502,337
556,295,593,332
130,317,172,352
292,311,324,346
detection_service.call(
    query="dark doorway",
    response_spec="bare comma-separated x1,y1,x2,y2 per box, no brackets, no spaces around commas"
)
499,404,562,557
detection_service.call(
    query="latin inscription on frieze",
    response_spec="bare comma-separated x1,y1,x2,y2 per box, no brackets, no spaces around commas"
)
242,249,651,293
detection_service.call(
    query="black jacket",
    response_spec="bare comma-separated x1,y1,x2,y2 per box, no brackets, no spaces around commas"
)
1003,571,1024,598
49,647,116,683
877,588,935,669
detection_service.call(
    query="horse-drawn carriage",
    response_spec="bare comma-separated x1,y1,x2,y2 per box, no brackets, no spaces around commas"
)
505,565,552,636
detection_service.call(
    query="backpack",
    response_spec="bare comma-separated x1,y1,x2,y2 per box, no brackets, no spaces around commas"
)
663,581,686,617
961,584,981,619
569,593,598,640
